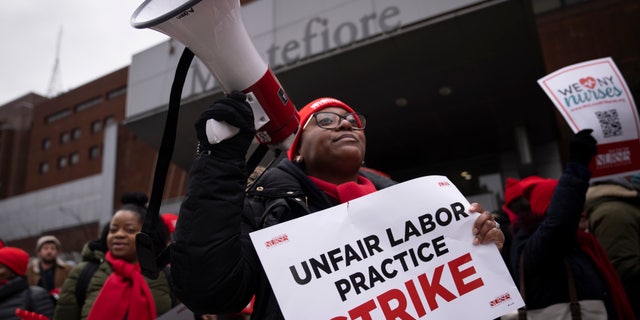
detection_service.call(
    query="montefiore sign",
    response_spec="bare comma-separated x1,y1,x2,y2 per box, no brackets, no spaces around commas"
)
248,0,488,68
538,57,640,180
264,5,401,67
185,0,487,94
127,0,488,119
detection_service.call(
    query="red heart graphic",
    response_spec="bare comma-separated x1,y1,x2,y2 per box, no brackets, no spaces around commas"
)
579,77,596,89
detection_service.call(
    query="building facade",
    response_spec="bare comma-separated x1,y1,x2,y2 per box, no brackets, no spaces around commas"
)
0,93,47,199
0,67,188,253
122,0,640,212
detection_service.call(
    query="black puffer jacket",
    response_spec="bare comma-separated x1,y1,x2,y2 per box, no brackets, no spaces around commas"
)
0,276,55,320
172,154,395,319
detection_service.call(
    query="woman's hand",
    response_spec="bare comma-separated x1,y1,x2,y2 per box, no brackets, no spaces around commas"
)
470,203,505,251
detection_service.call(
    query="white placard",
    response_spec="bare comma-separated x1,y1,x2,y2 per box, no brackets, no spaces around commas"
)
250,176,523,319
538,57,640,180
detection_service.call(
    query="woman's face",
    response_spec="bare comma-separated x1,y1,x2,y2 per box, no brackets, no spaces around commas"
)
298,107,366,169
107,209,143,263
0,263,14,281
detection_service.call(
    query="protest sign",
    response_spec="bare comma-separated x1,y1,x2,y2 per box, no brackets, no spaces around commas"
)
250,176,523,319
538,57,640,180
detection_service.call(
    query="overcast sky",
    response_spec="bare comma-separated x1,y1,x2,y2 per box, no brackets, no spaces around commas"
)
0,1,169,105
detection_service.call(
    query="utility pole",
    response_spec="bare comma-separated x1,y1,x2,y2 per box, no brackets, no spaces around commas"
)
47,26,63,98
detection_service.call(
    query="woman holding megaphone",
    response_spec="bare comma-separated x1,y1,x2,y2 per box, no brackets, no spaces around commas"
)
170,92,505,319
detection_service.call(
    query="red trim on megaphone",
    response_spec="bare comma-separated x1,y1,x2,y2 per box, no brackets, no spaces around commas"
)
244,68,300,148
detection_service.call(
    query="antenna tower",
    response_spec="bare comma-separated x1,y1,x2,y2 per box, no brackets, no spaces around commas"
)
47,26,63,97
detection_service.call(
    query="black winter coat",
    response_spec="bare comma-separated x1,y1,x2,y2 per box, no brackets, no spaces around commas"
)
510,162,617,319
172,154,395,319
0,276,55,320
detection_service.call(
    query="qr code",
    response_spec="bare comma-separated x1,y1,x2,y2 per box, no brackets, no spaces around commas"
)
595,109,622,138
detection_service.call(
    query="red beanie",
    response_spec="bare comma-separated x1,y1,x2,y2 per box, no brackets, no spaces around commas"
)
504,177,524,207
287,97,356,160
503,177,523,224
503,176,556,223
161,213,178,234
0,247,30,276
526,178,558,217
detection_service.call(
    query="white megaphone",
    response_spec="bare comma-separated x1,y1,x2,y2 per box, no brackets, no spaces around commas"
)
131,0,299,150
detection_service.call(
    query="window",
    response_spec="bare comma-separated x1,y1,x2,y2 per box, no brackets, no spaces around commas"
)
89,146,101,159
39,162,49,174
72,127,81,140
104,115,116,126
91,120,102,133
42,138,51,150
60,132,70,144
58,156,68,168
74,96,102,112
107,87,126,100
70,152,79,165
45,109,71,123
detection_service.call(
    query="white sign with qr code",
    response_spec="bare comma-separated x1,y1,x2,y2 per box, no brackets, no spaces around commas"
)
537,57,640,180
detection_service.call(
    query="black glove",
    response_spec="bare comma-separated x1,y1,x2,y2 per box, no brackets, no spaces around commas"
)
194,90,255,160
569,128,597,166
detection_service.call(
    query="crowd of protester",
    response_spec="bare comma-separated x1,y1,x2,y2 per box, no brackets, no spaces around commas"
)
0,192,252,320
1,94,638,320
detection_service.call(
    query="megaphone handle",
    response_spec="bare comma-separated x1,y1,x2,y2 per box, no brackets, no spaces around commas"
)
138,47,194,279
206,119,240,144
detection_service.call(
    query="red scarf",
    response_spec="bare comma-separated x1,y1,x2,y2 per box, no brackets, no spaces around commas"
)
309,175,377,204
577,230,636,320
87,251,157,320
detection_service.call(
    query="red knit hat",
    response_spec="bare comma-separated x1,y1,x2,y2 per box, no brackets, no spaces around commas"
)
161,213,178,234
287,97,356,160
526,178,558,217
503,176,556,223
0,247,30,276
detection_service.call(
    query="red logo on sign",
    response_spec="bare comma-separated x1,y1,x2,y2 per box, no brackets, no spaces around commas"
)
579,76,596,89
489,293,511,307
265,234,289,248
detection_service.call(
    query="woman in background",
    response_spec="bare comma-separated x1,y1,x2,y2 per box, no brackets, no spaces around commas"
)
54,192,175,320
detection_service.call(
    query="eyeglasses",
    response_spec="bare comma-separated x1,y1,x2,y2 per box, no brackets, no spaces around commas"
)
303,112,367,130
